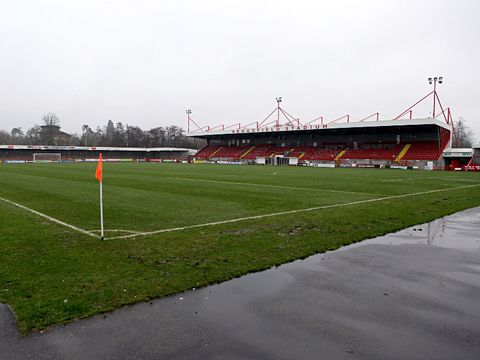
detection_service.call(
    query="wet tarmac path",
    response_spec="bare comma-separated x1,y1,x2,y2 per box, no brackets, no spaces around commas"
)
1,207,480,359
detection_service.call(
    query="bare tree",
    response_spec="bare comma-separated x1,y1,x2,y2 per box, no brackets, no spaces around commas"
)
453,117,475,148
126,126,145,147
11,127,24,143
41,113,60,145
82,124,91,146
42,113,60,126
105,120,115,146
148,127,166,147
113,122,126,146
26,125,41,144
0,130,12,144
165,126,179,146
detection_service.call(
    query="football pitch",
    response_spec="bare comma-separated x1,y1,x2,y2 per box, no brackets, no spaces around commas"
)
1,162,479,333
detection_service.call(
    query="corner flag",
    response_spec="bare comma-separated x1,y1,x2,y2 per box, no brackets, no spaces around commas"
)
95,153,103,182
95,153,104,240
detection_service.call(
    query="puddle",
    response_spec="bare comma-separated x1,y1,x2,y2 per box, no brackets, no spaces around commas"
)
340,207,480,251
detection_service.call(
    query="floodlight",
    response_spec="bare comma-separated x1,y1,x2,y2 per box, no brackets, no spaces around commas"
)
439,76,443,84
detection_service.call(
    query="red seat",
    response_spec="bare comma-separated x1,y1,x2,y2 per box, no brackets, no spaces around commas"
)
342,144,403,160
194,145,221,159
402,141,442,160
211,146,251,159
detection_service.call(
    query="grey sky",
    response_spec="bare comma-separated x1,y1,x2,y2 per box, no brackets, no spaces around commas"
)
1,0,479,140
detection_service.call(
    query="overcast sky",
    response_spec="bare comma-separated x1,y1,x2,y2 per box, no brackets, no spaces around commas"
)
0,0,479,140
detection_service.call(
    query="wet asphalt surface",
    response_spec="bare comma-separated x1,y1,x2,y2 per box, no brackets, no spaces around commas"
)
1,207,480,360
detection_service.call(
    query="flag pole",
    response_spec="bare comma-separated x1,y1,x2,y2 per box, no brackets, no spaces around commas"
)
95,153,104,240
99,180,104,240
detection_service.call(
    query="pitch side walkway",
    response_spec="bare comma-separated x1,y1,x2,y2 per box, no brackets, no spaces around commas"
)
2,208,480,360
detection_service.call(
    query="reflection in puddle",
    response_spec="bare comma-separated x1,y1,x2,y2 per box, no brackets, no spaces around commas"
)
341,207,480,251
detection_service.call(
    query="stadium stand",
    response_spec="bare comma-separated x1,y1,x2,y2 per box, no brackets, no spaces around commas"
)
185,86,468,169
194,140,450,162
0,145,196,163
189,115,455,168
192,134,455,167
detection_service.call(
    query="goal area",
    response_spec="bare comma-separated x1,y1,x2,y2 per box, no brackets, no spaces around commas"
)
33,153,62,163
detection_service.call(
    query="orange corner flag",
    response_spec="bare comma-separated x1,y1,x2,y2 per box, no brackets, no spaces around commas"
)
95,153,103,182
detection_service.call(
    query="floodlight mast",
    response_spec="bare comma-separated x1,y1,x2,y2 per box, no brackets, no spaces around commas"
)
276,97,282,126
428,76,443,118
186,109,192,133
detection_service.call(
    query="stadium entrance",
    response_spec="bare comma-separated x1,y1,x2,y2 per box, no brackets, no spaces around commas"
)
258,156,298,166
275,156,289,166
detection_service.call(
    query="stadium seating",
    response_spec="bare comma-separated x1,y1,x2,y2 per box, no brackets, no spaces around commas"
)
401,141,443,160
269,146,291,157
194,145,222,159
194,140,449,162
241,145,273,159
208,145,251,158
306,148,339,161
286,147,307,159
342,144,404,160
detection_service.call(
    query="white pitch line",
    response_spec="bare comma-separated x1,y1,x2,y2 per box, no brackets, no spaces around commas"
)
108,183,480,240
382,177,433,182
0,195,99,239
436,177,480,182
381,176,479,183
164,176,380,196
88,229,142,234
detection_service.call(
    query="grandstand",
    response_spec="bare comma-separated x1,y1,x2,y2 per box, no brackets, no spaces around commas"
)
190,121,451,168
0,145,196,163
187,87,467,170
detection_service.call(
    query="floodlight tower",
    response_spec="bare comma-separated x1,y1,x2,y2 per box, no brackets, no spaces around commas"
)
276,97,282,126
428,76,443,118
186,109,192,133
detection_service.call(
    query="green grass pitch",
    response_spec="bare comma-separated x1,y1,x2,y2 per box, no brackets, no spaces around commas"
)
0,162,479,333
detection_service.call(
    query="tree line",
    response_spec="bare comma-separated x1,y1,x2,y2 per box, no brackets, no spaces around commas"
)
0,114,205,149
79,120,200,148
453,117,476,148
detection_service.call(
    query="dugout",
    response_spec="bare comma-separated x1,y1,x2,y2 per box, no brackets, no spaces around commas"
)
442,148,474,170
463,145,480,171
473,145,480,164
